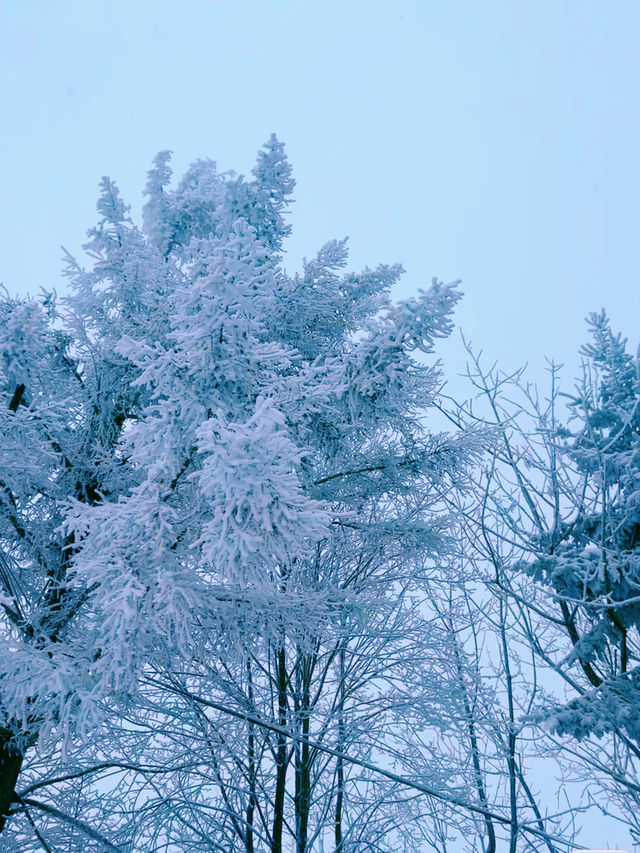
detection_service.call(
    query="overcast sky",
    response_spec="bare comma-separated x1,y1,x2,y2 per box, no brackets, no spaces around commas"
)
2,1,639,846
2,0,639,393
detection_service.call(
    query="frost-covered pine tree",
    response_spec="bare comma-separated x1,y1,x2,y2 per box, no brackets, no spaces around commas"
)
0,137,480,851
521,314,640,836
448,314,640,844
0,172,174,842
535,313,640,742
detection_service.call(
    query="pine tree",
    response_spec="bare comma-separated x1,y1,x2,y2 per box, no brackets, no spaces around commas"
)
448,316,640,845
533,313,640,745
0,138,483,850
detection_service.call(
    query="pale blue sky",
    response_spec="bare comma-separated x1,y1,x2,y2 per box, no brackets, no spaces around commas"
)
2,0,639,389
1,1,639,846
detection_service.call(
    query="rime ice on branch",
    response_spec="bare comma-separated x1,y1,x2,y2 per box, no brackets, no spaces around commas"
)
0,137,481,851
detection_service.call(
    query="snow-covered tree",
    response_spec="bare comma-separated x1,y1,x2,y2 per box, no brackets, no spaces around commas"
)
0,137,485,851
446,319,640,847
0,171,175,845
527,314,640,839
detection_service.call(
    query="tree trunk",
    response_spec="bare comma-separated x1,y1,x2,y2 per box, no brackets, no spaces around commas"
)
0,728,24,833
272,645,288,853
294,651,311,853
449,632,496,853
498,588,518,853
334,648,345,853
246,660,256,853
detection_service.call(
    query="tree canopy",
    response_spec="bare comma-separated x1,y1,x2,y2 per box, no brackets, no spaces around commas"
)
1,136,637,852
0,137,491,852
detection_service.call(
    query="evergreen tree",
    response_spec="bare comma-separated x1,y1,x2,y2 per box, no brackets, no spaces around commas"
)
447,316,640,846
0,138,483,851
525,313,640,744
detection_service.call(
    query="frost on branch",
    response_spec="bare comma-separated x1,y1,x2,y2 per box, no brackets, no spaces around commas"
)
194,397,329,580
0,136,479,851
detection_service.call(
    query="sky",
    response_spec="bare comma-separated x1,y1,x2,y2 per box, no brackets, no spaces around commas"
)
0,2,638,845
1,0,639,397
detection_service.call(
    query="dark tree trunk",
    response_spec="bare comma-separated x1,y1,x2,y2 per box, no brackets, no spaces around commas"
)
246,660,256,853
450,634,496,853
334,648,345,853
0,728,24,833
272,645,288,853
294,651,311,853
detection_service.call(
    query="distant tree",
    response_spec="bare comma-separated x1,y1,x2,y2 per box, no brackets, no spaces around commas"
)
446,317,640,846
0,137,490,851
529,314,640,840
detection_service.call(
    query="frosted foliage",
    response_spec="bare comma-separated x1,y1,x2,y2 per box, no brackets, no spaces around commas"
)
535,313,640,743
0,136,480,851
195,397,329,578
63,491,200,694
